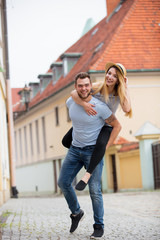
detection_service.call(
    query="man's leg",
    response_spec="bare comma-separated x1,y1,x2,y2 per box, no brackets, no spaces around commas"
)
88,159,104,238
58,146,83,214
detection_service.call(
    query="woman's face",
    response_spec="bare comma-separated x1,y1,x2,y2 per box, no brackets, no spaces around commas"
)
105,67,119,87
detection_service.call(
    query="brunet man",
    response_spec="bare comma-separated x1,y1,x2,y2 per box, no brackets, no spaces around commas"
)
58,72,121,239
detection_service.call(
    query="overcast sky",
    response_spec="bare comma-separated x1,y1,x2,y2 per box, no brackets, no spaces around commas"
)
7,0,106,88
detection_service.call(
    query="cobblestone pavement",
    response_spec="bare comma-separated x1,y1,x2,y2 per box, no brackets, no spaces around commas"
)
0,191,160,240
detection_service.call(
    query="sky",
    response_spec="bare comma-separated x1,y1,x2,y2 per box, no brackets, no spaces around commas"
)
7,0,106,88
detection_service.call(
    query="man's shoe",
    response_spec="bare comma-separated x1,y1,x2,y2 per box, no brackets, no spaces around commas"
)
70,209,84,233
90,224,104,239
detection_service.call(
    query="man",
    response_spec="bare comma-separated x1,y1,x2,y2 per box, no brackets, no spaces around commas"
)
58,72,121,239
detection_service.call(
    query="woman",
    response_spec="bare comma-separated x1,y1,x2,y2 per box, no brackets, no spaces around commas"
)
62,62,132,190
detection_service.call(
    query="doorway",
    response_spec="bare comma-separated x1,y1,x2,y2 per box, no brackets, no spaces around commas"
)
152,141,160,189
111,154,118,192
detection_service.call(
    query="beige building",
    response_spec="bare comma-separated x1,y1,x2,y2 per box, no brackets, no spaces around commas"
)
13,0,160,195
0,0,10,206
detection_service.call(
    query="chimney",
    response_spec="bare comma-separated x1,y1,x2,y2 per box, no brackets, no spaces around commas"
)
106,0,121,17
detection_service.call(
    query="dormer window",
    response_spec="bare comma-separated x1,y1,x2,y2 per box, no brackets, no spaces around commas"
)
91,27,98,36
115,4,122,12
29,82,40,99
50,62,63,85
38,73,53,92
94,42,104,54
61,52,82,77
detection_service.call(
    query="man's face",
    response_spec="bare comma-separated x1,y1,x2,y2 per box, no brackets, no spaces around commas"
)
75,77,92,99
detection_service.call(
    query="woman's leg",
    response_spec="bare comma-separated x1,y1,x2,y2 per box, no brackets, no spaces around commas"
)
75,126,113,191
62,127,73,149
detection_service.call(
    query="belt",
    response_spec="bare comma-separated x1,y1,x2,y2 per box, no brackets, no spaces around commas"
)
71,145,95,150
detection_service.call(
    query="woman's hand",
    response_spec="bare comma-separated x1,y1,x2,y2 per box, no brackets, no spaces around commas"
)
124,77,128,88
83,102,97,116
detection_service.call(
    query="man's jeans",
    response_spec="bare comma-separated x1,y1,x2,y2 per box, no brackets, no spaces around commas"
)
58,145,104,227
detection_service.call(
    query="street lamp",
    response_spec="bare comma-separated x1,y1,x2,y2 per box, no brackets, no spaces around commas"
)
19,85,31,111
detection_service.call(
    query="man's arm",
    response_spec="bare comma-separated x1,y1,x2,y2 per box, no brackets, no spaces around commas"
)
105,114,122,150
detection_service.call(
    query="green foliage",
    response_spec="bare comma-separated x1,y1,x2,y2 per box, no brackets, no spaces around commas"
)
0,66,4,72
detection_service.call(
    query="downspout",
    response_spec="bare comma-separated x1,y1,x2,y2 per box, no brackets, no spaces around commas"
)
2,0,18,198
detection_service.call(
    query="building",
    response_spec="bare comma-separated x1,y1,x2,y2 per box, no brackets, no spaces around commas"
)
12,0,160,195
0,0,10,206
0,0,18,206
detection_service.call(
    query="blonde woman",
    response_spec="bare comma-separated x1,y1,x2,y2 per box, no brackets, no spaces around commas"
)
62,62,132,191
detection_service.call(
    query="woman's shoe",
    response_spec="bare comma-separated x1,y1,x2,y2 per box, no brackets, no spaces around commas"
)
75,180,87,191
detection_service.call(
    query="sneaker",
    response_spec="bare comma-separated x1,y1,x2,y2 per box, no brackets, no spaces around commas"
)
70,209,84,233
90,224,104,239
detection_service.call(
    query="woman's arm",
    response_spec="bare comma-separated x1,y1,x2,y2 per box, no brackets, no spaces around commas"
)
71,90,97,115
121,77,131,113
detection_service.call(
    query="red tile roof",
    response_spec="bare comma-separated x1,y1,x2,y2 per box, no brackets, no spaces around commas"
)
118,142,139,152
106,0,120,16
113,136,129,145
13,0,160,112
12,88,22,112
12,88,22,105
92,0,160,70
111,136,139,152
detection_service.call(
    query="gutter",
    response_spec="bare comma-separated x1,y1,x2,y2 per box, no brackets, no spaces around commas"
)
88,69,160,73
3,0,18,198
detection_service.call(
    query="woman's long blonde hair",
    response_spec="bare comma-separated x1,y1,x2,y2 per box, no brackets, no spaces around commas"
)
92,66,133,118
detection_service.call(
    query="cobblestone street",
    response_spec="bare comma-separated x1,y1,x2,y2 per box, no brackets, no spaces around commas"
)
0,191,160,240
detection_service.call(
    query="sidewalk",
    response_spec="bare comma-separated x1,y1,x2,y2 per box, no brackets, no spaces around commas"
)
0,191,160,240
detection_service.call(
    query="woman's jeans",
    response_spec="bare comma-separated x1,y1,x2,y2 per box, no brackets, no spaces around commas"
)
58,145,104,227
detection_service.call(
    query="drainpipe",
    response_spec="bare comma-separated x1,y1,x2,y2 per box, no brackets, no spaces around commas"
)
3,0,18,198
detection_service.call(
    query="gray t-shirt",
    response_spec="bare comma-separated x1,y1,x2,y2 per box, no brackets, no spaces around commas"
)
93,92,120,114
66,96,112,148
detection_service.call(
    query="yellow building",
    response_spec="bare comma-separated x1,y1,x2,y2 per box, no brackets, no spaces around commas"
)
102,138,142,192
12,0,160,195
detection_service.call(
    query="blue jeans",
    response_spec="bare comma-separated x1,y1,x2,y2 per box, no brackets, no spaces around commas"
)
58,145,104,227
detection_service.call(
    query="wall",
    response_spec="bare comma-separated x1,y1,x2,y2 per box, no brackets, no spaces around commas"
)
14,87,73,168
118,150,142,190
104,146,142,192
16,160,55,196
0,75,10,205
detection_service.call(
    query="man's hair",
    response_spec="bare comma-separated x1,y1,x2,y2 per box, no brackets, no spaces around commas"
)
75,72,91,84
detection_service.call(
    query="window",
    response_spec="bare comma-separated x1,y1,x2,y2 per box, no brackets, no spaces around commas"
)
24,126,28,157
19,129,23,159
36,120,40,154
66,106,71,122
55,106,59,126
51,62,63,85
61,53,82,76
42,117,47,152
14,131,18,161
91,27,98,36
29,123,34,155
38,74,53,92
